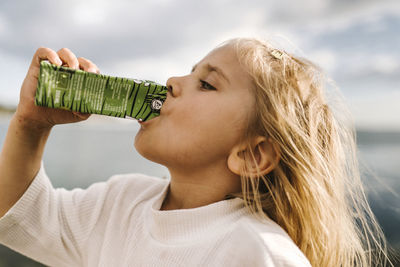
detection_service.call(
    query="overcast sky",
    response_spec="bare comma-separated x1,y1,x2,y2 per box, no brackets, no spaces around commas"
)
0,0,399,130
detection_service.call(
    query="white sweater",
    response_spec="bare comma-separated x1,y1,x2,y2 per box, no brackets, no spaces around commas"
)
0,165,311,267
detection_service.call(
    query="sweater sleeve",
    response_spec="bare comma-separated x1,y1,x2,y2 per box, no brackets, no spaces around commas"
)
0,163,125,267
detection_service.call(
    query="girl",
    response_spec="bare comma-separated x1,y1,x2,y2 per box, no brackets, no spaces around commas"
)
0,38,391,266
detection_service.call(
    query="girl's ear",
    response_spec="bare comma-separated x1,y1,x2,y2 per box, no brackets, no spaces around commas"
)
227,136,281,177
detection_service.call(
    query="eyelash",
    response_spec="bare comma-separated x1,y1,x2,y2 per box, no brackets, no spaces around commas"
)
200,80,216,91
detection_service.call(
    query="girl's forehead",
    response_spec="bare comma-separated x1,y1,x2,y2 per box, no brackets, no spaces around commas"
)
203,45,237,65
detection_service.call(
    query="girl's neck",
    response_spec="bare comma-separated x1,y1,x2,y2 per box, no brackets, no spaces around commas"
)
160,165,241,210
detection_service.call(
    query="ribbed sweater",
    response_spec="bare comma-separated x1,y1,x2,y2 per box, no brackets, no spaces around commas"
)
0,164,311,267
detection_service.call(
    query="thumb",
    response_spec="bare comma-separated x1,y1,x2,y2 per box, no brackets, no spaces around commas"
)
72,111,91,120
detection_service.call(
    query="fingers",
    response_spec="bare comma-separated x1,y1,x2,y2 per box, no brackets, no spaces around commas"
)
57,48,80,69
72,111,91,120
78,57,100,74
31,47,63,68
32,47,98,74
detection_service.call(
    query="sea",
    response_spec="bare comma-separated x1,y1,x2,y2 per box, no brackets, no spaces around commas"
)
0,114,399,266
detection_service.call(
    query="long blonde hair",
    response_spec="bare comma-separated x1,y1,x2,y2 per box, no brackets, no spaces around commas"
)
224,37,393,266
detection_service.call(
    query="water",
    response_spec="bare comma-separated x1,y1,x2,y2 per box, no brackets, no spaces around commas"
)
357,131,400,262
0,115,399,266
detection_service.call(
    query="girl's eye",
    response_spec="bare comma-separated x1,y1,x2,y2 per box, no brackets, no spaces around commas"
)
200,80,216,91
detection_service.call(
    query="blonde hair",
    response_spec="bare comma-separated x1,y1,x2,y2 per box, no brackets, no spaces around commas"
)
223,38,393,266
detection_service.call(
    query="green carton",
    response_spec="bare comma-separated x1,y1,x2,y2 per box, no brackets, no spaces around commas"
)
35,61,167,121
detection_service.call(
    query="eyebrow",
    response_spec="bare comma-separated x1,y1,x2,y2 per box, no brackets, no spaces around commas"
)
191,63,230,84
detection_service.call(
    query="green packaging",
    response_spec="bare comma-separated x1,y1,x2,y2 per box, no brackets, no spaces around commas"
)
35,61,167,121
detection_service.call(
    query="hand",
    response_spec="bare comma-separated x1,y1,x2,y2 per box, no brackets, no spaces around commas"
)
15,47,100,131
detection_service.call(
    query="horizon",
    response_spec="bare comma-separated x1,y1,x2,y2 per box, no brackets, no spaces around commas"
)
1,110,400,133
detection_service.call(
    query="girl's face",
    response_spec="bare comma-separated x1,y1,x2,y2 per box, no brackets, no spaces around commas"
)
134,44,255,172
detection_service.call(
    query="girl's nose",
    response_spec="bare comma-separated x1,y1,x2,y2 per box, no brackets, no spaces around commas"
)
166,76,182,97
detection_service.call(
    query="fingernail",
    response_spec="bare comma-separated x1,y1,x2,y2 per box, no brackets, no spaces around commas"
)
56,58,62,65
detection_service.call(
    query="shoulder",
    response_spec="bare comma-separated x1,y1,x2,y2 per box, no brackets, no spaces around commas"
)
60,172,169,211
99,172,168,201
228,213,311,267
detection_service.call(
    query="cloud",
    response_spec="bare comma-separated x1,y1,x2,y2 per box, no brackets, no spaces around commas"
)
0,0,268,65
306,49,338,73
349,90,400,130
0,0,399,129
0,12,8,36
0,49,29,106
0,0,398,63
296,11,400,89
371,54,399,74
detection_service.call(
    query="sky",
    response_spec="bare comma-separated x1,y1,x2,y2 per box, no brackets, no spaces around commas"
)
0,0,399,130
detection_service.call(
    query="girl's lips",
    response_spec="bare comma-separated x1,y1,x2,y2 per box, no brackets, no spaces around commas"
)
138,115,159,126
138,119,149,125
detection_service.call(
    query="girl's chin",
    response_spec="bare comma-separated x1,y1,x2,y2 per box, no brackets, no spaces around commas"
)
134,132,162,160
